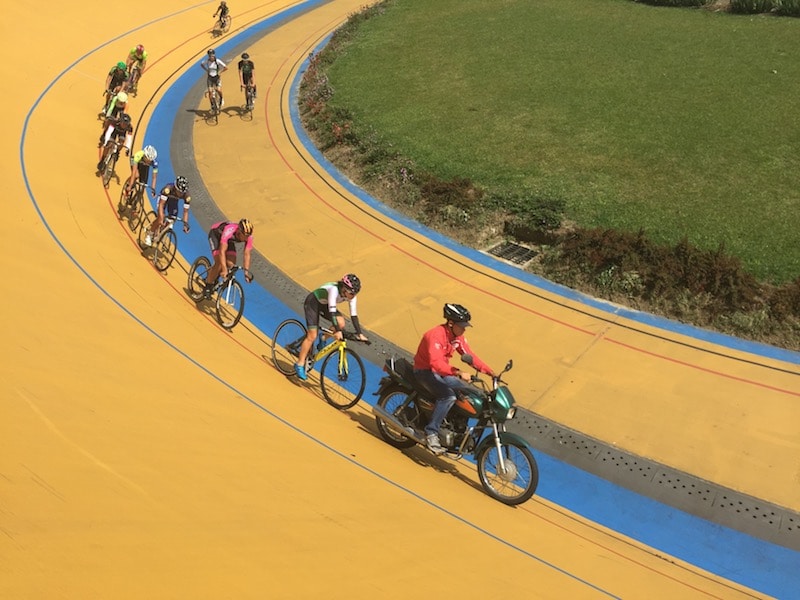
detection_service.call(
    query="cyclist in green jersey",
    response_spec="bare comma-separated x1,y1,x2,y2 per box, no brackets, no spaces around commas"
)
294,275,369,381
124,145,158,198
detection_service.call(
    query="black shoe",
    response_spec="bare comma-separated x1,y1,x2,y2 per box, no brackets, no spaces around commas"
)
97,161,104,171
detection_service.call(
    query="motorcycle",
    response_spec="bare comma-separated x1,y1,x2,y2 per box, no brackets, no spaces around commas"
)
372,354,538,505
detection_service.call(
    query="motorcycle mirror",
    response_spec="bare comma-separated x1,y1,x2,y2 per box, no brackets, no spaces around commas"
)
504,359,513,373
461,354,474,365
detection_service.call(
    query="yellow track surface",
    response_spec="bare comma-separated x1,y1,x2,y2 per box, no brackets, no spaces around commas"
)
3,1,796,598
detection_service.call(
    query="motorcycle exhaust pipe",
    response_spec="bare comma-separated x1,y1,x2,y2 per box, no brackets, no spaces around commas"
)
372,404,426,445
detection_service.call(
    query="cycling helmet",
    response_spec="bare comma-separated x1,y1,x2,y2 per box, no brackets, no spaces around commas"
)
120,113,132,123
117,61,126,70
238,218,254,236
116,91,128,103
340,273,361,295
136,44,145,54
175,176,188,192
208,49,216,56
443,303,472,326
241,52,249,59
143,145,157,161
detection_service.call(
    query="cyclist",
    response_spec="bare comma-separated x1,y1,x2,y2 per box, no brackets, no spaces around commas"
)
238,52,256,102
200,219,254,298
143,176,191,247
126,44,148,72
98,104,133,147
96,112,133,172
413,303,495,455
101,90,129,135
124,145,159,199
212,1,230,25
201,49,228,108
125,44,148,90
102,62,128,115
293,275,368,381
104,61,129,96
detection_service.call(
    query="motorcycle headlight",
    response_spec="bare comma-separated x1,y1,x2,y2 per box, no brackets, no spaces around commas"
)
507,406,516,420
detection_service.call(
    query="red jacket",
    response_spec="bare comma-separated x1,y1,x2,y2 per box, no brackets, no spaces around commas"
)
413,324,492,376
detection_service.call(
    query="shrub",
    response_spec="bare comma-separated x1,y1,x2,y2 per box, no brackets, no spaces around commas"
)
729,0,779,13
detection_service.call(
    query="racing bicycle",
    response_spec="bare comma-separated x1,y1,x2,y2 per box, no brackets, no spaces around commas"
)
117,181,150,232
271,320,368,410
243,83,256,113
138,213,178,272
187,257,247,330
127,65,142,96
213,13,231,35
207,86,220,122
98,138,122,188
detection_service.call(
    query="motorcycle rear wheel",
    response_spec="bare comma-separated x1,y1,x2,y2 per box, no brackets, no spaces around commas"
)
375,389,417,449
477,441,538,505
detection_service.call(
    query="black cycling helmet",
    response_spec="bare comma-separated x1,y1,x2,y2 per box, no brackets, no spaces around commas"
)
208,49,216,56
120,112,132,123
443,303,472,326
241,52,249,59
340,273,361,294
175,176,188,192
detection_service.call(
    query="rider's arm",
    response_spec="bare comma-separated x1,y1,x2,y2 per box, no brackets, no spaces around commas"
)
182,195,191,232
242,239,253,282
122,130,133,155
150,162,158,192
457,337,493,375
348,296,365,337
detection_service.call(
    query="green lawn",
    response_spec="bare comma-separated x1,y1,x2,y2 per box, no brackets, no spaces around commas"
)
325,0,800,283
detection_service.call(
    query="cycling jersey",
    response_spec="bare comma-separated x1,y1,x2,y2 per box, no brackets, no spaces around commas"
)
131,150,159,173
158,183,190,218
107,66,128,89
238,59,255,85
204,57,226,79
209,221,253,254
303,282,362,334
128,48,148,66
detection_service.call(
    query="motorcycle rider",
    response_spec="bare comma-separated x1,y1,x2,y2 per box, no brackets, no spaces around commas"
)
413,303,495,455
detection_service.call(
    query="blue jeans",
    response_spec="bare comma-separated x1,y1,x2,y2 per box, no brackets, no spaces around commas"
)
414,369,473,436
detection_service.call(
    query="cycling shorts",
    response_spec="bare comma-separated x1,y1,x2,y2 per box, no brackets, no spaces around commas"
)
303,292,335,330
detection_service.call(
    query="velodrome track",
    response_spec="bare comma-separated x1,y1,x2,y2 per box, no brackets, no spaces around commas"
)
4,0,799,598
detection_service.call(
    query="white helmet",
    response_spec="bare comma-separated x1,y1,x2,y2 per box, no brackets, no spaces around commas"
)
143,145,157,161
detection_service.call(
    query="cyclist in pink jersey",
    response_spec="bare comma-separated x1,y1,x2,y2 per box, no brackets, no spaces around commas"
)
201,218,254,298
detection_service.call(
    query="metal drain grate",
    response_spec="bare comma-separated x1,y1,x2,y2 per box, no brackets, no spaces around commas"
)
508,409,800,551
487,241,537,265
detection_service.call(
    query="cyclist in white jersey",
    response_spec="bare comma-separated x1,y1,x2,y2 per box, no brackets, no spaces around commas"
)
201,49,228,107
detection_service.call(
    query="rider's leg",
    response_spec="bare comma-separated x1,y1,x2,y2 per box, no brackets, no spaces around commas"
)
295,293,322,380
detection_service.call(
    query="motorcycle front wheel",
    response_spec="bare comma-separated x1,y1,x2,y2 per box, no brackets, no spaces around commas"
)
375,389,417,449
477,441,538,505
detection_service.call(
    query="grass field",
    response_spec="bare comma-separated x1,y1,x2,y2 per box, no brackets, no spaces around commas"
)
324,0,800,284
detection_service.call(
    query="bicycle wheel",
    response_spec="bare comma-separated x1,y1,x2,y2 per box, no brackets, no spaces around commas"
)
101,147,114,187
187,256,211,301
152,228,177,272
271,319,307,376
128,187,145,231
137,211,157,249
320,346,366,410
216,278,244,329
